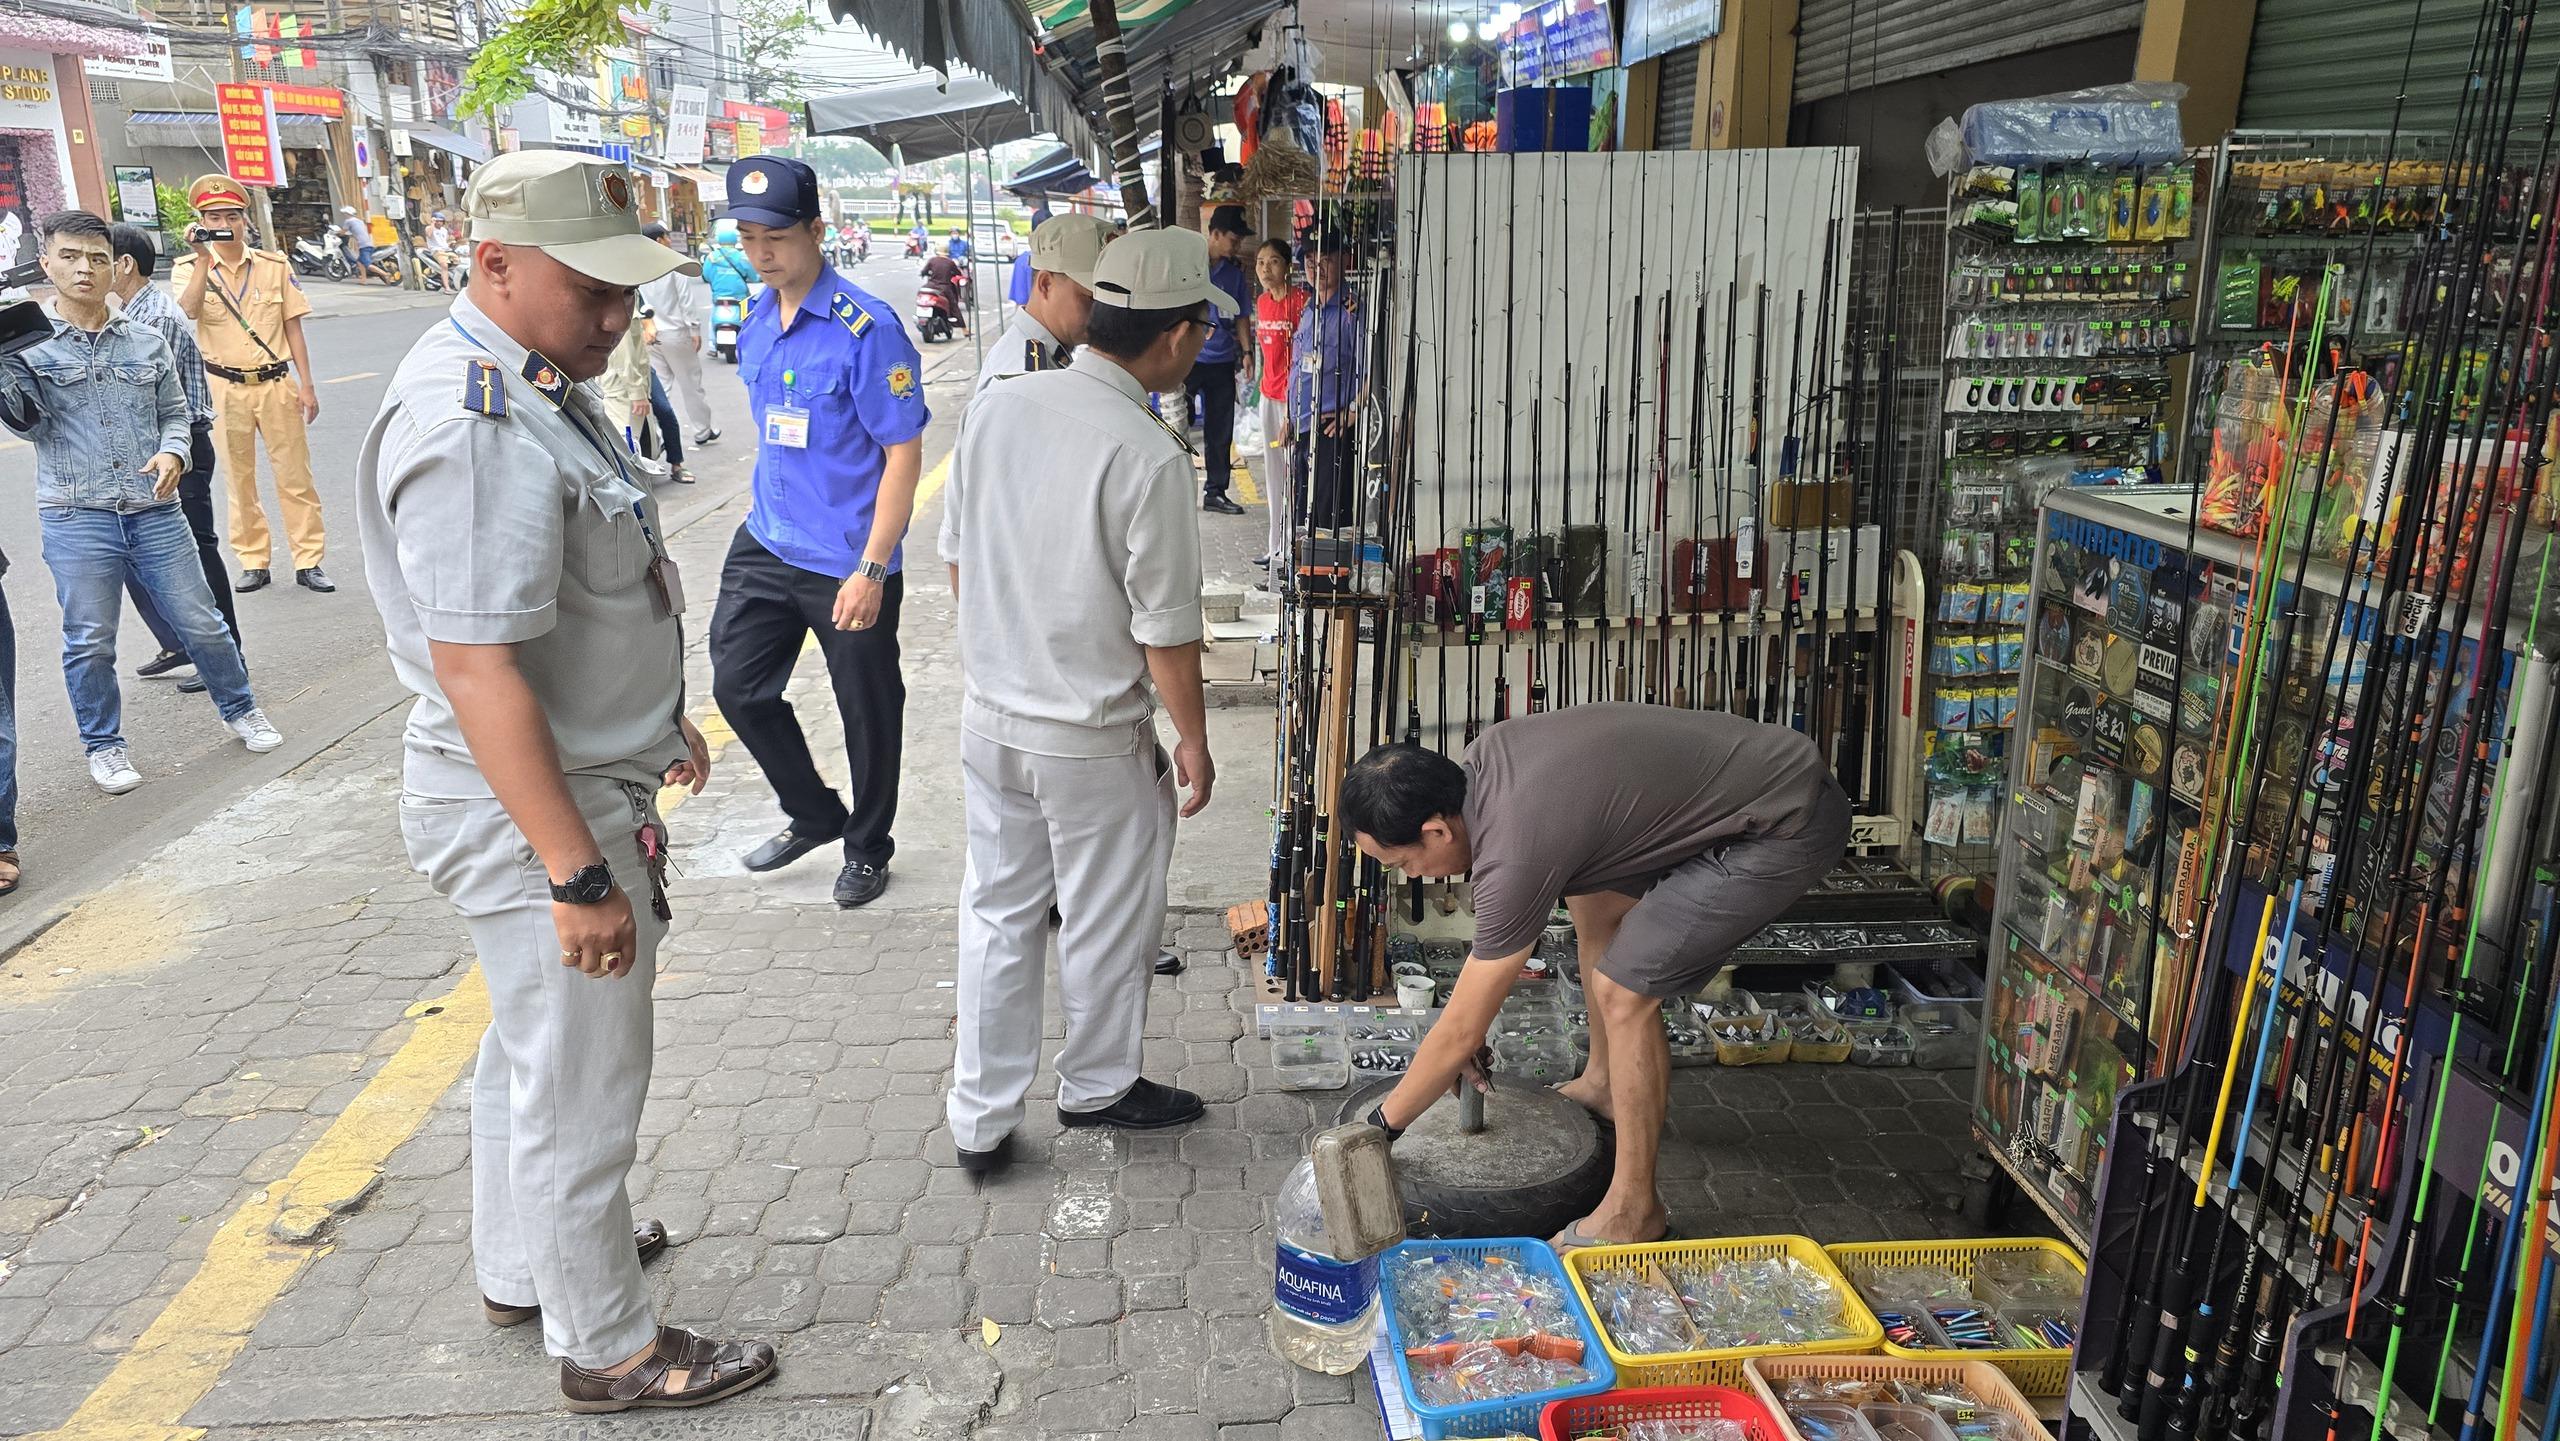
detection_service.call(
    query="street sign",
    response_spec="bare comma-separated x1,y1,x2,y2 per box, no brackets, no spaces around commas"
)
215,81,283,188
83,33,174,84
665,84,708,165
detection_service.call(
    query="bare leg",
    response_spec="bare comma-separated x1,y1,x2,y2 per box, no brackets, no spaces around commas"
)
1570,964,1673,1244
1556,890,1641,1122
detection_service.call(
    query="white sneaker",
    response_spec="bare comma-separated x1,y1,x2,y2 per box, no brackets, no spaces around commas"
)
88,745,142,794
227,707,284,753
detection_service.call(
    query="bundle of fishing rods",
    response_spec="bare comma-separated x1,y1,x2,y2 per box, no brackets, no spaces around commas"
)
1261,141,1913,1004
2087,3,2560,1437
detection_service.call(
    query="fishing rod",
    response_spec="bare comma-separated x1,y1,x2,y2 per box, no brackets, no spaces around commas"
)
1528,150,1551,718
1744,283,1769,723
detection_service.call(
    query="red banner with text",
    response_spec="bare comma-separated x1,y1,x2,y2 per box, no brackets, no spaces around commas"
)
215,81,283,187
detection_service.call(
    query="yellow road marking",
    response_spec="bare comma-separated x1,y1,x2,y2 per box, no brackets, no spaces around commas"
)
913,451,953,512
27,970,491,1441
322,371,379,384
1233,466,1261,507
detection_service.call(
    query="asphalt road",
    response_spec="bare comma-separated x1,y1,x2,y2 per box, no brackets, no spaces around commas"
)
0,249,999,914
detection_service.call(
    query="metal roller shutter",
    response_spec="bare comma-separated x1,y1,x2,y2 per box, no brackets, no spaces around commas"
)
1654,43,1702,149
2241,0,2560,133
1794,0,2146,103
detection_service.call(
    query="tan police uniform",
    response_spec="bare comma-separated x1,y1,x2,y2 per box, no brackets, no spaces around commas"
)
169,245,326,572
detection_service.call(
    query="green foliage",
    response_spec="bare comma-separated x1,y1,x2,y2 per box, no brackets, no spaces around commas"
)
730,0,820,107
461,0,631,119
155,182,193,237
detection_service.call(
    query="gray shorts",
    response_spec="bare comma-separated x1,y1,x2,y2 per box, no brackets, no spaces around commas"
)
1594,786,1852,999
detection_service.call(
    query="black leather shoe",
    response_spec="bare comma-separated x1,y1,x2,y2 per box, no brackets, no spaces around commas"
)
835,861,888,908
954,1135,1011,1177
1202,493,1247,516
296,566,336,593
1059,1077,1204,1131
136,649,193,680
178,676,207,695
1154,949,1184,976
236,569,271,593
742,828,828,873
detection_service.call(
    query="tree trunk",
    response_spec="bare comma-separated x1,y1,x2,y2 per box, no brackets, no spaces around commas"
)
1089,0,1154,227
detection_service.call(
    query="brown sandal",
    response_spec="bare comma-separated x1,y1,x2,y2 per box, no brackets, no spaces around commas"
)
0,853,23,896
561,1325,778,1413
484,1219,672,1326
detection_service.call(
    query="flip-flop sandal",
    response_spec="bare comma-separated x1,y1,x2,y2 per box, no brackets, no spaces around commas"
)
561,1325,778,1413
1549,1220,1675,1254
0,853,23,896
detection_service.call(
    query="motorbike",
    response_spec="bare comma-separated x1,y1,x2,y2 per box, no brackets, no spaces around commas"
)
855,235,870,264
289,235,350,280
712,294,746,362
903,233,924,259
914,283,961,344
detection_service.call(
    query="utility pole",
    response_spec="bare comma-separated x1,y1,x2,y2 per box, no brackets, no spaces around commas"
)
1088,0,1154,226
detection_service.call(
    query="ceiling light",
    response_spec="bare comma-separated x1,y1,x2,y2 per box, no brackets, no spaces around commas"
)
1447,19,1470,42
1477,18,1500,39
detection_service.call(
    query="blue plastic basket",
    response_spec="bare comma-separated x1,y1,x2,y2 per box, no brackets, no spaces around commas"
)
1379,1238,1618,1439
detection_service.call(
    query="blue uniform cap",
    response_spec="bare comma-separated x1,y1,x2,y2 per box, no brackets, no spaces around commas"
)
723,156,822,229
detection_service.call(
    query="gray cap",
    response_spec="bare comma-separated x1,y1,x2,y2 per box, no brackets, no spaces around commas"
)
1028,213,1115,286
1090,227,1237,316
465,151,697,287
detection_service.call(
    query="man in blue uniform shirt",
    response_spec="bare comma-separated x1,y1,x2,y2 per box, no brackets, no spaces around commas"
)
1292,229,1366,530
1190,205,1254,516
710,155,928,908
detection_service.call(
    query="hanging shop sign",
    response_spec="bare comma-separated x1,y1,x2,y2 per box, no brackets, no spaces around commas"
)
1619,0,1721,65
215,80,286,188
84,32,175,85
1501,0,1618,85
664,83,709,165
722,100,790,149
707,118,736,162
735,118,764,157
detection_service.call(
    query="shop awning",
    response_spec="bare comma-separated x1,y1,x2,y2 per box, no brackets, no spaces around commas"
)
403,124,490,164
1002,134,1159,197
126,110,335,149
815,1,1092,152
672,166,727,204
802,74,1044,163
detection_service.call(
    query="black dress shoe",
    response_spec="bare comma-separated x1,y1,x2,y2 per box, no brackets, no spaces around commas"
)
236,568,271,593
954,1135,1011,1177
742,828,828,873
136,649,194,680
694,428,722,446
483,1220,671,1326
1202,493,1247,515
835,861,888,909
1059,1077,1205,1131
1154,949,1184,976
178,676,207,695
296,566,336,593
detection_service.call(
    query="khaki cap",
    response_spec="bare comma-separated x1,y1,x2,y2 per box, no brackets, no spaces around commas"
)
464,151,697,287
1029,213,1114,287
1090,226,1236,316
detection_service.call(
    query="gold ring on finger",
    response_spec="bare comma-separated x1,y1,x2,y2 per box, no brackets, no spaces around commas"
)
602,952,624,963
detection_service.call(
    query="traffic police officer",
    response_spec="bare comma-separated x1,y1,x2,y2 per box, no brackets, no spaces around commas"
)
356,150,776,1412
170,173,334,593
938,228,1227,1175
971,212,1115,404
711,154,928,908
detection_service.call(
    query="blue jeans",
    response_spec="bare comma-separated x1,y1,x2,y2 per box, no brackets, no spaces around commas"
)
39,505,256,752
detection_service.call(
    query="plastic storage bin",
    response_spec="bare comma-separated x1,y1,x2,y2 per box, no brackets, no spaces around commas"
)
1564,1236,1882,1387
1379,1238,1617,1438
1823,1240,2085,1395
1539,1384,1789,1441
1862,1403,1959,1441
1899,1004,1980,1069
1270,1016,1350,1090
1743,1356,2052,1441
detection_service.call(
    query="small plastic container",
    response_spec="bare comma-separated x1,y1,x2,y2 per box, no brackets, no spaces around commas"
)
1496,1030,1580,1084
1351,1039,1418,1079
1787,1403,1884,1441
1861,1403,1961,1441
1970,1250,2083,1311
1886,962,1985,1007
1868,1301,1952,1352
1995,1306,2075,1352
1847,1022,1915,1067
1712,1009,1792,1066
1899,1004,1980,1069
1272,1016,1351,1090
1920,1302,2004,1352
1787,1011,1854,1064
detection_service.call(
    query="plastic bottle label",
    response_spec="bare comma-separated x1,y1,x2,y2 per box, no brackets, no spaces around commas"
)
1274,1243,1372,1326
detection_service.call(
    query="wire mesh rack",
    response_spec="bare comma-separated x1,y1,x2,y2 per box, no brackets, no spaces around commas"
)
1847,206,1949,548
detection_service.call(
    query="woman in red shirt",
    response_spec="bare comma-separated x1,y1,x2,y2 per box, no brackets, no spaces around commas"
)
1250,239,1309,572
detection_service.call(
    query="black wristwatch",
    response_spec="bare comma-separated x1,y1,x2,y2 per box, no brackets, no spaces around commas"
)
550,861,616,904
1365,1103,1404,1142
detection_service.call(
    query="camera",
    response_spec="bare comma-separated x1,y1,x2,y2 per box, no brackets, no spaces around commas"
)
189,226,235,244
0,261,47,358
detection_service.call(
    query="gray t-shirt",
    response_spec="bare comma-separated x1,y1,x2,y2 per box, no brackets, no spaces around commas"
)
1463,704,1845,958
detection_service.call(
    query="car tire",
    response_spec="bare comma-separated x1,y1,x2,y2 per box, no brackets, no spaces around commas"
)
1333,1076,1613,1240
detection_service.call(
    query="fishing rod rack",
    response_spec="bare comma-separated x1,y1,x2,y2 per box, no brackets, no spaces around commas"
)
1257,147,1933,1004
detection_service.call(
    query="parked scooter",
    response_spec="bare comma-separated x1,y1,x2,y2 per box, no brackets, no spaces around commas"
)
289,234,350,280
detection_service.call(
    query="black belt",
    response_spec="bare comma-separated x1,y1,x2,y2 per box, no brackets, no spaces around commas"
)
207,361,290,384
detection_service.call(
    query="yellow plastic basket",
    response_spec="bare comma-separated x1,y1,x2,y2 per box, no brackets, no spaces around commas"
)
1563,1235,1885,1388
1822,1239,2085,1397
1742,1355,2054,1441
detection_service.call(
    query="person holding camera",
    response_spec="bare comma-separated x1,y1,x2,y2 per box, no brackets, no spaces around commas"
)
170,174,333,595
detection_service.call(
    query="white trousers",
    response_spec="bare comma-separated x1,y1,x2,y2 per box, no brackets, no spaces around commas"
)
399,775,666,1369
1259,395,1293,562
947,726,1176,1151
649,331,714,440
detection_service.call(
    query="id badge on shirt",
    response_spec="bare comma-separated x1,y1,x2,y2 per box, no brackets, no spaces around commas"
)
766,405,811,449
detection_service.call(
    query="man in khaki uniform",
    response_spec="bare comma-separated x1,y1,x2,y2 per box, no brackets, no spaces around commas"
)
170,173,334,595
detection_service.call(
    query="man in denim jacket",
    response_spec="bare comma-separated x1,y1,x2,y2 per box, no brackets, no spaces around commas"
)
0,211,281,795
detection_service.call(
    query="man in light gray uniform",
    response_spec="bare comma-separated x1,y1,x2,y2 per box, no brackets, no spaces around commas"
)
357,150,773,1413
972,212,1114,402
939,228,1228,1176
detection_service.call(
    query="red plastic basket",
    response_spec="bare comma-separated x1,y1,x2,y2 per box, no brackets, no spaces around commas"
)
1540,1384,1787,1441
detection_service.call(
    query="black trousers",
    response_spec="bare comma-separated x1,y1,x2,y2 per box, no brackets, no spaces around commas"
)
708,527,903,867
1297,420,1358,530
648,371,684,465
1186,359,1238,498
127,420,241,657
